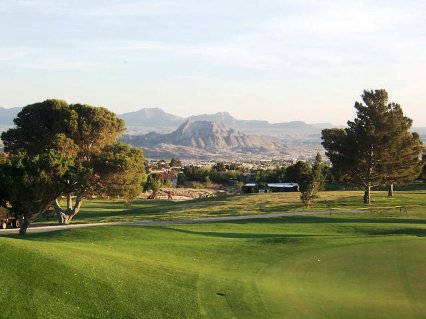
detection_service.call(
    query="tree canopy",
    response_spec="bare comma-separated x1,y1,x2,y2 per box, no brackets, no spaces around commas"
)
322,90,424,203
0,99,146,233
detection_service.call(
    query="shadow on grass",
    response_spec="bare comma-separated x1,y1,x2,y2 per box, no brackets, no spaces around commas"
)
225,215,426,225
360,228,426,237
152,226,328,240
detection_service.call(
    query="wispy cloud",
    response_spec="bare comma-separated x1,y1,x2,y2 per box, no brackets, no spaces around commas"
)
89,40,281,69
0,46,102,70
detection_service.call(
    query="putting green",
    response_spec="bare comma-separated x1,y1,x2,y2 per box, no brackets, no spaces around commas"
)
257,240,426,319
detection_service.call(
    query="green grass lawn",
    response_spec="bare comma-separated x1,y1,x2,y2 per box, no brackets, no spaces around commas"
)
52,190,426,224
1,211,425,318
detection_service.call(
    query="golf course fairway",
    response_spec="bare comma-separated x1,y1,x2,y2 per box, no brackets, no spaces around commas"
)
0,215,425,318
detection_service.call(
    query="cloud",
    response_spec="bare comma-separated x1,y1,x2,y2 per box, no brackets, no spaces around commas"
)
0,46,102,70
89,40,281,69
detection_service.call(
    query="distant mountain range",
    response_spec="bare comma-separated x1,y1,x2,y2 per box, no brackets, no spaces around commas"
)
119,107,184,127
123,120,289,160
0,106,333,131
121,107,335,134
1,106,425,157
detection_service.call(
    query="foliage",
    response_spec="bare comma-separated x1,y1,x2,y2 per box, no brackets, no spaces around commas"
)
178,165,243,186
322,90,424,204
285,161,311,184
94,144,146,200
143,174,163,199
0,99,145,227
182,166,210,182
419,154,426,183
381,106,424,195
0,151,74,233
299,153,325,207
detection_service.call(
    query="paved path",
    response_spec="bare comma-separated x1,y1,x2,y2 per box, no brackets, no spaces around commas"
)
0,210,364,235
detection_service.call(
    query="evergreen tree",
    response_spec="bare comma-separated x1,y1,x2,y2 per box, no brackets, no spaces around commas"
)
285,161,311,184
381,104,424,196
300,153,324,208
322,90,424,203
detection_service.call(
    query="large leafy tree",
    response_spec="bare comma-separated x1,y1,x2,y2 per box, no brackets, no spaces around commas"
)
0,150,73,234
322,90,424,203
1,99,146,231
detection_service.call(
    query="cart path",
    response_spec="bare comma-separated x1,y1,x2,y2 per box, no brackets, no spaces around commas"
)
0,209,364,235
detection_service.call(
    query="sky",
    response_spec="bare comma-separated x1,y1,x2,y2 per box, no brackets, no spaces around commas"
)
1,0,425,126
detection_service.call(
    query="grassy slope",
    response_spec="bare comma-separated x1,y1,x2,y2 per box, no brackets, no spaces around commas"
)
1,212,425,318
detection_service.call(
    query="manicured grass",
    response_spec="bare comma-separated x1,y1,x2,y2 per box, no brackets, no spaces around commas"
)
1,212,425,318
49,190,426,224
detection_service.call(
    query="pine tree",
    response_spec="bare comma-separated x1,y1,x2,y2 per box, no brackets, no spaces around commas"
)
322,90,424,203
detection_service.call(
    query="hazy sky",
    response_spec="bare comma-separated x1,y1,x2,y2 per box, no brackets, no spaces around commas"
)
1,0,425,125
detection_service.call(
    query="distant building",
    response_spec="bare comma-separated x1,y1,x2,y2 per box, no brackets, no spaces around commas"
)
267,183,299,192
242,183,299,193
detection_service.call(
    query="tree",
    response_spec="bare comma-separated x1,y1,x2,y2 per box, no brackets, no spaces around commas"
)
380,103,424,196
143,174,163,199
299,153,325,207
285,161,311,184
322,90,424,203
1,99,146,231
0,150,73,234
421,154,426,183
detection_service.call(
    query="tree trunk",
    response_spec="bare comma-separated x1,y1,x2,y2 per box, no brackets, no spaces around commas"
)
19,215,30,235
388,183,394,197
363,185,371,204
52,195,83,225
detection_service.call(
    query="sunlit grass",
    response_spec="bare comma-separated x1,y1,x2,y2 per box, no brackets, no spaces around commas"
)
54,190,426,224
1,213,425,318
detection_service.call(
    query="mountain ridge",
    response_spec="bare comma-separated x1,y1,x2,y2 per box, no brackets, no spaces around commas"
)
123,120,289,159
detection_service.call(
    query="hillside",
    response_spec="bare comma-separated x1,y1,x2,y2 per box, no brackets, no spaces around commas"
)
122,108,323,135
123,120,289,159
